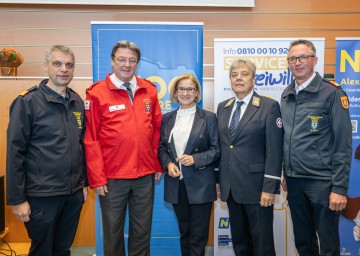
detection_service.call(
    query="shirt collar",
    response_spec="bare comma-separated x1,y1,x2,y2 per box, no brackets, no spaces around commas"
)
235,90,254,106
110,73,137,91
295,72,316,94
42,80,69,102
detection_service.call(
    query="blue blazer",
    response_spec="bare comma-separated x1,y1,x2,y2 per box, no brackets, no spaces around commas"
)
158,107,220,204
217,92,284,204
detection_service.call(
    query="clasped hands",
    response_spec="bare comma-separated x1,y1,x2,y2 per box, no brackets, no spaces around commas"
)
167,154,194,178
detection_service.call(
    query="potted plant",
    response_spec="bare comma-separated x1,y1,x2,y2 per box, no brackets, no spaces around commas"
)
0,47,24,76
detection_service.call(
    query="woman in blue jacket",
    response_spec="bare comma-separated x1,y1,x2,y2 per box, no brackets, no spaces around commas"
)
158,74,220,256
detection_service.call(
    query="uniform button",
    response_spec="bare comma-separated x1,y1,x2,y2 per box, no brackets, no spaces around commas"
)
230,145,233,149
195,149,198,152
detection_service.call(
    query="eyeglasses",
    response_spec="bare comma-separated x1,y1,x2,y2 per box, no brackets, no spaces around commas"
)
177,87,197,94
287,55,315,64
113,56,137,65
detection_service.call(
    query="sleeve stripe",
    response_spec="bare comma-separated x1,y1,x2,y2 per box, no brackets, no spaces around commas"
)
264,174,281,180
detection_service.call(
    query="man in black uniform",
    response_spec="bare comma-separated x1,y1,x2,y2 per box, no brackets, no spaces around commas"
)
6,45,87,256
217,59,283,256
281,39,352,255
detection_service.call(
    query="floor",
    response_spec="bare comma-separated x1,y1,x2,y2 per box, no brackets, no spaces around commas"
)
0,243,214,256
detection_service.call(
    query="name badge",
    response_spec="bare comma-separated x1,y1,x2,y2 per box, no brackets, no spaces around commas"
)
109,104,125,112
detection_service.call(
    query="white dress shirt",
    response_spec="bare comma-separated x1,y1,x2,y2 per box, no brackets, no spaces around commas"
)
169,105,196,179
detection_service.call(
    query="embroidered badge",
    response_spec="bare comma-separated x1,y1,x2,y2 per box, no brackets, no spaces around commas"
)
85,100,90,110
73,112,83,129
340,96,349,109
276,118,282,128
252,96,260,107
143,98,151,112
308,116,323,132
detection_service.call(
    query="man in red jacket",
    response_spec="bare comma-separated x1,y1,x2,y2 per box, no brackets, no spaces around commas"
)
84,40,162,256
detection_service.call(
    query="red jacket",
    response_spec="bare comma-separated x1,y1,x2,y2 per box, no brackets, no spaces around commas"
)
84,74,162,188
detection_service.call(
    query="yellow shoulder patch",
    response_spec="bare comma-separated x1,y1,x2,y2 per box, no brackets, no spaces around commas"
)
328,80,340,87
19,86,37,97
19,90,29,96
224,98,235,108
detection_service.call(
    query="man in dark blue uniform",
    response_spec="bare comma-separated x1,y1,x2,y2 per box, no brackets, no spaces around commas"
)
217,59,283,256
6,45,87,256
281,39,352,255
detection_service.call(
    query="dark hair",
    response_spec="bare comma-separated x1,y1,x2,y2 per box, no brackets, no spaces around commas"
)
111,40,141,63
288,39,317,56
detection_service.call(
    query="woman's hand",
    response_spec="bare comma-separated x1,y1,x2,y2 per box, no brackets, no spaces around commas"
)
167,162,181,178
176,154,195,166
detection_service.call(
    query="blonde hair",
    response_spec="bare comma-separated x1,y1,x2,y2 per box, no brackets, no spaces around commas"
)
170,74,201,103
169,73,202,103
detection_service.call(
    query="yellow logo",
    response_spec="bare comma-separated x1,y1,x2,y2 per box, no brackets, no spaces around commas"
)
308,116,323,132
73,112,83,129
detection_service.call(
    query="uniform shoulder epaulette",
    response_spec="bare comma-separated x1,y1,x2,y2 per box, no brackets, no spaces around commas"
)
19,85,37,97
143,78,157,87
86,81,101,91
325,79,341,88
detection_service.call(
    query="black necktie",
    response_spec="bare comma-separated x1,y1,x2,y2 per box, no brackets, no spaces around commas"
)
123,82,133,101
229,101,244,139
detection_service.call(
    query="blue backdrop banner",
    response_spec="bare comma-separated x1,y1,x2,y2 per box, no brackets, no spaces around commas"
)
91,21,203,256
336,38,360,255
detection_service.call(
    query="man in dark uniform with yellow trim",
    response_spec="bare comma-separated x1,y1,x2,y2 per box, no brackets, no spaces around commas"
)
217,59,283,256
6,45,87,256
281,39,352,255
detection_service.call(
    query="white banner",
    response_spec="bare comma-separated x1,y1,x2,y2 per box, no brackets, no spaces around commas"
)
213,38,325,256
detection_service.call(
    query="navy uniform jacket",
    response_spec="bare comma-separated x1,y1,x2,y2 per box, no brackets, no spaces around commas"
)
158,107,220,204
281,72,352,196
6,80,86,205
217,92,283,204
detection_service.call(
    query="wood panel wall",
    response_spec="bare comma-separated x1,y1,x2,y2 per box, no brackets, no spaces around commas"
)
0,0,359,246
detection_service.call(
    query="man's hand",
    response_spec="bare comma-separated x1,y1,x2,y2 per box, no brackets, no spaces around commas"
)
329,192,347,211
167,162,181,178
155,172,163,181
281,178,287,192
216,183,221,199
83,187,89,202
260,192,276,207
12,201,31,222
94,185,108,196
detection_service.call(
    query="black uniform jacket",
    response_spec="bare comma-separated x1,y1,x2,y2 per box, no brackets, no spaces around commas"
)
217,92,283,204
6,80,86,205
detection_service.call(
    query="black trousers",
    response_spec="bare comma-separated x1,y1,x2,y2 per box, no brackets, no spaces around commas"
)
286,177,341,256
99,175,155,256
24,190,84,256
172,180,213,256
227,192,276,256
